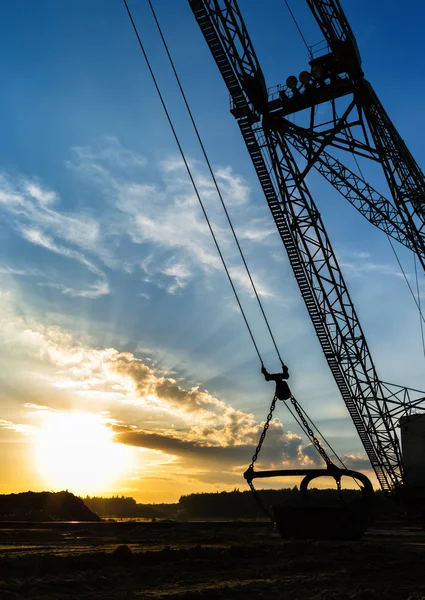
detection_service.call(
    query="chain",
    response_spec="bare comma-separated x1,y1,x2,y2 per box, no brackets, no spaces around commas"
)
249,395,277,469
245,395,278,520
289,395,334,468
246,392,342,520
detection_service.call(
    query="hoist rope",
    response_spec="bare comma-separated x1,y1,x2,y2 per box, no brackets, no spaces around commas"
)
121,0,263,364
283,0,311,57
147,0,285,366
146,0,345,467
123,0,348,472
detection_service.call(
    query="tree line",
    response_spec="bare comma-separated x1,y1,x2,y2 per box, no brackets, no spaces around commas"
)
82,495,176,519
82,488,398,520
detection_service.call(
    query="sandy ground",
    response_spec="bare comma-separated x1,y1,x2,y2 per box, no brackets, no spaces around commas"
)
0,521,424,599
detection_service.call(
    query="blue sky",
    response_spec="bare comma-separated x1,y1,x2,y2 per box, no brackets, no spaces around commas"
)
0,0,424,502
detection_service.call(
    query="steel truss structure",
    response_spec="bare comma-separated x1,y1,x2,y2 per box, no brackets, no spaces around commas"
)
189,0,425,500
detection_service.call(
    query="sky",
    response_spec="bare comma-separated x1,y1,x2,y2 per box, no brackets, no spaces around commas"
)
0,0,424,504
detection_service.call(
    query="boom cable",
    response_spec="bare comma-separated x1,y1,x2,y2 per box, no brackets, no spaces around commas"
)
121,0,263,364
146,0,285,366
284,0,311,58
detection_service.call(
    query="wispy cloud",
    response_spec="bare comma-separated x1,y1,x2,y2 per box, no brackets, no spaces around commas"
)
19,227,109,299
69,138,279,298
338,249,406,279
0,137,283,302
71,136,147,172
0,264,40,277
0,418,33,435
0,171,109,298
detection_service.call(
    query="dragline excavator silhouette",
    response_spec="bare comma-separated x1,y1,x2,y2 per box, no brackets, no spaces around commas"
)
188,0,425,539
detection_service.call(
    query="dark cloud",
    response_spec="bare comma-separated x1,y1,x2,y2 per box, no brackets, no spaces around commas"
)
108,423,136,433
112,353,152,397
114,424,316,471
113,353,224,415
154,379,219,413
116,430,251,465
342,455,372,473
114,420,373,484
301,443,323,467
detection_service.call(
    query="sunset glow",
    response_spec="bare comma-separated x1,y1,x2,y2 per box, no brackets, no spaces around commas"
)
34,412,132,494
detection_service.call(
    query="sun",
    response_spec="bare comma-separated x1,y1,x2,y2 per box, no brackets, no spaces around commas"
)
34,411,132,494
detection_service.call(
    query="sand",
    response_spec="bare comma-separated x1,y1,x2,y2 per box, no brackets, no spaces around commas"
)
0,521,424,599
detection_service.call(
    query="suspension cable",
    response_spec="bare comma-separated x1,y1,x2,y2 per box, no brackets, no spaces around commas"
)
414,253,425,360
121,0,263,364
284,0,311,58
147,0,285,367
387,235,425,327
345,123,425,333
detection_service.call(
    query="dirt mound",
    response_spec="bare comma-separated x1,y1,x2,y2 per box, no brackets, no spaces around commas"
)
0,491,101,521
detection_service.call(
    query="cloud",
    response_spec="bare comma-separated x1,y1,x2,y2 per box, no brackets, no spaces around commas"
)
230,265,274,299
18,227,109,299
25,182,58,206
114,425,309,470
71,136,147,171
213,166,250,207
24,403,51,412
238,218,276,243
341,454,373,473
162,260,193,293
0,418,33,435
110,351,330,470
338,249,406,279
68,139,278,298
0,291,334,476
0,136,286,306
0,175,100,252
0,172,109,298
0,264,39,277
0,286,385,498
1,136,422,496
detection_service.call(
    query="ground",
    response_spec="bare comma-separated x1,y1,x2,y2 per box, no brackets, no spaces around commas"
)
0,521,424,599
